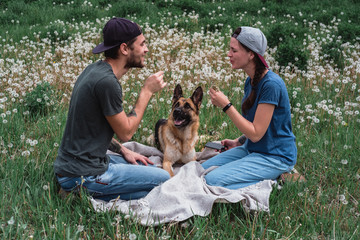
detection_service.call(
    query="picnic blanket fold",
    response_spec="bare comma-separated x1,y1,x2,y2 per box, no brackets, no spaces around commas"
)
90,141,274,226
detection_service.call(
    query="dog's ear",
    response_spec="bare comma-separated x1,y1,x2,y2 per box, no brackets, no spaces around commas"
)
191,86,203,110
172,84,183,104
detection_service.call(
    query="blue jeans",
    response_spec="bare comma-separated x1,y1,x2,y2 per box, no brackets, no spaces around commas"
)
201,145,294,189
56,154,170,201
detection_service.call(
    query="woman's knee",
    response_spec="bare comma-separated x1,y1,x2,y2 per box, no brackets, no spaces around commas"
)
204,172,226,187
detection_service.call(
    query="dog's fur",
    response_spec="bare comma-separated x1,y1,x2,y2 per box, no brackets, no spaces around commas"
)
155,84,203,177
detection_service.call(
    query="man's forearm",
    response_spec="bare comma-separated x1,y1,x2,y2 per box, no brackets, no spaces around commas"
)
108,138,122,154
125,87,153,128
114,88,152,141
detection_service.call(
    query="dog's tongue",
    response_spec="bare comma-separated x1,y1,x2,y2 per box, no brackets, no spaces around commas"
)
174,119,185,126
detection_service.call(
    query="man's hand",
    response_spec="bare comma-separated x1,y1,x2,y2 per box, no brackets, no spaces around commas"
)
106,71,167,142
143,71,167,94
121,146,154,166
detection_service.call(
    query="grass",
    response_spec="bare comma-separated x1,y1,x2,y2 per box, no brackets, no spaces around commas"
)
1,0,359,239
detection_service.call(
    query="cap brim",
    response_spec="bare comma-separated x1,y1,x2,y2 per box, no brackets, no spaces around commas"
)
92,42,120,54
257,53,269,68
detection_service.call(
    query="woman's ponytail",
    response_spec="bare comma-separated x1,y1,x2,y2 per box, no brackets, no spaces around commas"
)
241,55,266,114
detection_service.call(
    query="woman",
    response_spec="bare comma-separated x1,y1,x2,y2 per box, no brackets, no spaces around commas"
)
202,27,297,189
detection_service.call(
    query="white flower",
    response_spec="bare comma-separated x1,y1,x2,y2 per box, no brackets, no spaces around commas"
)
21,150,30,157
341,159,348,165
355,172,360,180
181,221,190,228
129,233,137,240
77,225,84,232
7,216,15,225
43,185,49,191
339,194,346,201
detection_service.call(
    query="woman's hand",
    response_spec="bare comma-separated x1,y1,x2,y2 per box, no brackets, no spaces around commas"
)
121,146,154,166
209,88,230,109
221,138,241,150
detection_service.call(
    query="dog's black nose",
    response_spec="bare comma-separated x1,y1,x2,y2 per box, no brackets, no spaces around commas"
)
174,108,182,115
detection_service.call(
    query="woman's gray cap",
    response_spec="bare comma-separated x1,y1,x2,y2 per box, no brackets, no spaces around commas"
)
235,26,269,68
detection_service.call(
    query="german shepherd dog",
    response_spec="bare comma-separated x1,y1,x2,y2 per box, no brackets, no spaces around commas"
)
155,84,203,177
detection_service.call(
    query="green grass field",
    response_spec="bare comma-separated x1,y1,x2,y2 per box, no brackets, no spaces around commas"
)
1,0,359,239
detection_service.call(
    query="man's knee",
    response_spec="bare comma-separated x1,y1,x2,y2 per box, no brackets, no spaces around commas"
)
157,169,171,182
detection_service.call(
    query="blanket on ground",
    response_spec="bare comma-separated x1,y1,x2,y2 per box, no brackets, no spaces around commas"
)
90,142,275,226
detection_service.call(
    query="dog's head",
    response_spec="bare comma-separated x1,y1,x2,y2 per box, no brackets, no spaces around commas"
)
170,84,203,128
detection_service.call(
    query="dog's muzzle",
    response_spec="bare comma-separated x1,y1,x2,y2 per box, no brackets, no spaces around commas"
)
173,108,191,127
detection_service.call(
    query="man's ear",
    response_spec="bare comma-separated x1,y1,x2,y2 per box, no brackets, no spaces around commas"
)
119,43,129,56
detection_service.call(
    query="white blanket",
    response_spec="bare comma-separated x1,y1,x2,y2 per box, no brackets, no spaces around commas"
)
90,142,275,226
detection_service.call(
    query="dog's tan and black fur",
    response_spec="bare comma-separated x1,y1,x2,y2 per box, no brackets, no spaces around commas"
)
155,84,203,177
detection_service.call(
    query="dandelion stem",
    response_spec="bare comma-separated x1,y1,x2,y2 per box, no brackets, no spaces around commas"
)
285,224,301,240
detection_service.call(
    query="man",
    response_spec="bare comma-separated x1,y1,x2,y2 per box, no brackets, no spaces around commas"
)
54,17,170,201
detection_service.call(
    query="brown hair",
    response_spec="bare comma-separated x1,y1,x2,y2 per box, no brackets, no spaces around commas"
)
232,27,267,114
104,37,137,59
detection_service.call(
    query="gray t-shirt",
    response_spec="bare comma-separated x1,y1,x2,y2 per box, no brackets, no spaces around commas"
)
54,60,123,177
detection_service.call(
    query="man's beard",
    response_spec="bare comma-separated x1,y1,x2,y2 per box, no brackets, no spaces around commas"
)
125,52,144,68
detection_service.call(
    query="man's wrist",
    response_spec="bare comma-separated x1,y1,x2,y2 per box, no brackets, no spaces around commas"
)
141,85,154,98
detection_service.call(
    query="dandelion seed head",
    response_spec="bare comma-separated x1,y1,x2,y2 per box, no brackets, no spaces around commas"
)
77,225,84,232
356,173,360,180
129,233,137,240
7,216,15,225
181,221,190,228
341,159,348,165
